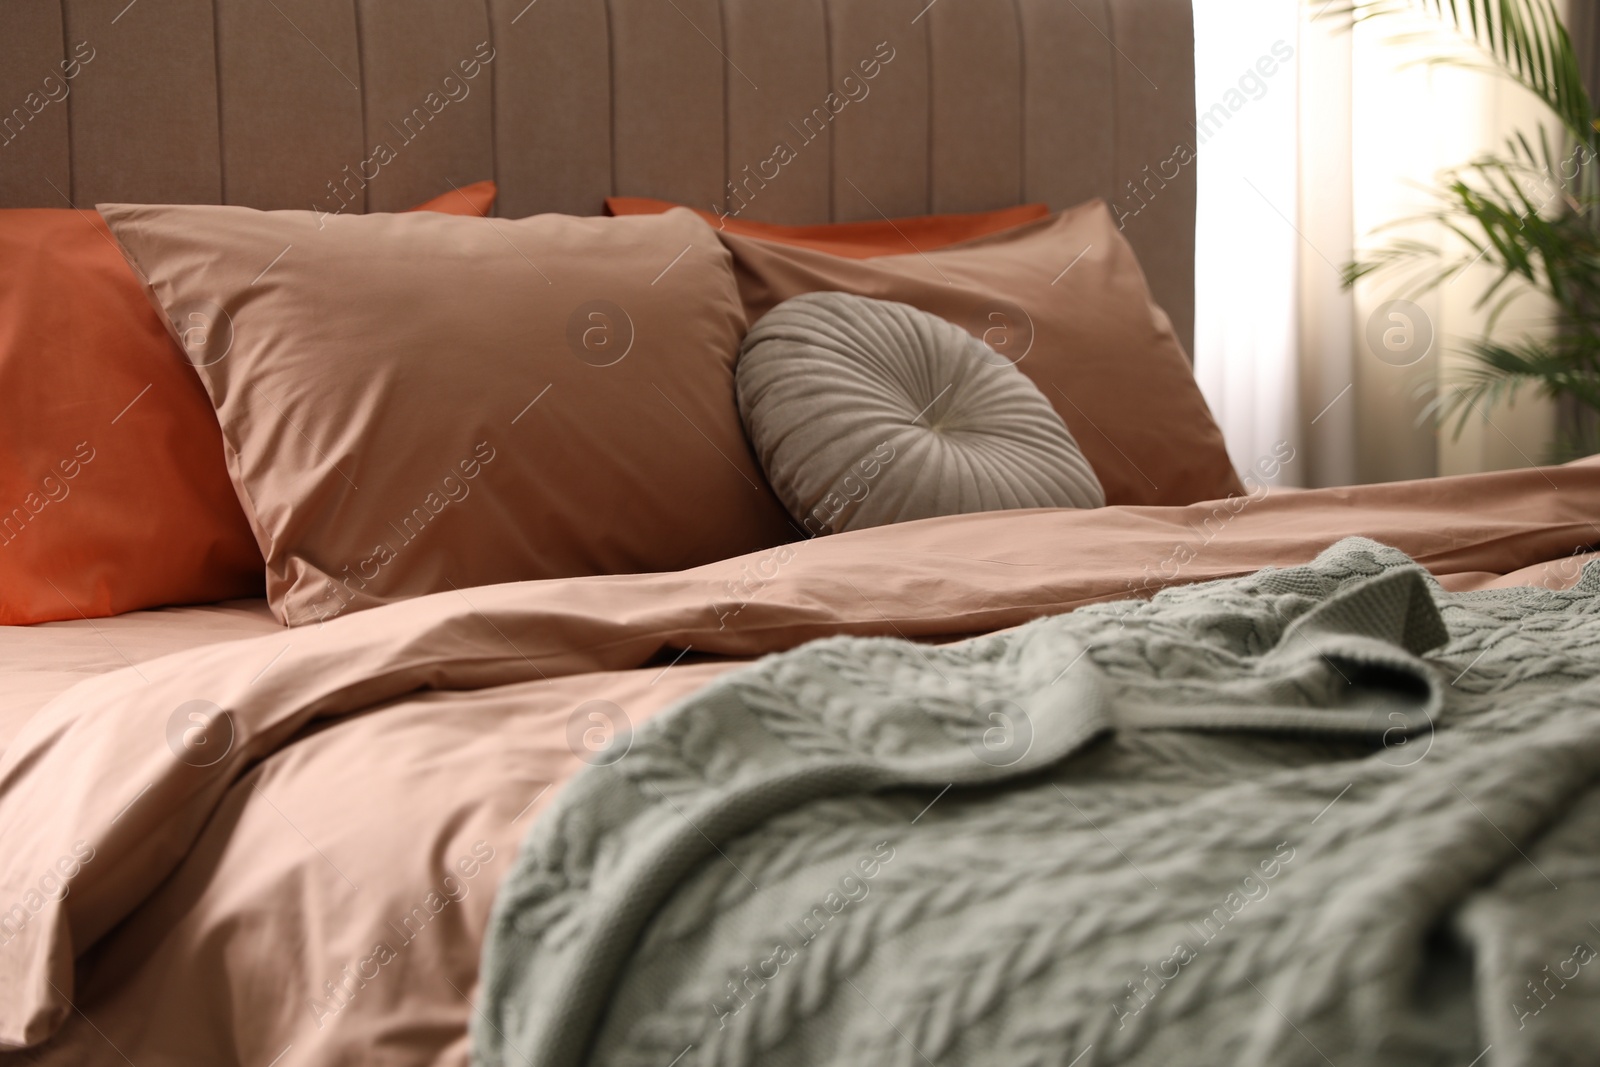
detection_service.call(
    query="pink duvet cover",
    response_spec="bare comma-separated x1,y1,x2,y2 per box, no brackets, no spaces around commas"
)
2,459,1599,1066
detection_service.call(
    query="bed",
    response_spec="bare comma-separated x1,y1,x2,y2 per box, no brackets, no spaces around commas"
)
4,3,1600,1066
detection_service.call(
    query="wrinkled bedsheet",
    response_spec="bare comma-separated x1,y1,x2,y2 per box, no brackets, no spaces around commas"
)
2,459,1600,1065
0,598,280,750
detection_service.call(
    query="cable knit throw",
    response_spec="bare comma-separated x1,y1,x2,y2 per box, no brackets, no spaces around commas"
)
475,538,1600,1067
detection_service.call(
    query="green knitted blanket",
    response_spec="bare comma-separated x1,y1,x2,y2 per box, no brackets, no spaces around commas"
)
475,538,1600,1067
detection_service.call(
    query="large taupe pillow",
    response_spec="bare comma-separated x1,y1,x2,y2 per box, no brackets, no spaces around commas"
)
737,293,1104,536
101,204,795,625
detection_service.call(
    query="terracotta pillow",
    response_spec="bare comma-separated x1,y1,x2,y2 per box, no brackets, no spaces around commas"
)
101,204,794,626
0,185,498,626
605,196,1049,259
413,179,498,217
719,201,1243,507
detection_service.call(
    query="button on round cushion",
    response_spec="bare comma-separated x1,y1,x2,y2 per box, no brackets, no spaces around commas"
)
736,292,1105,536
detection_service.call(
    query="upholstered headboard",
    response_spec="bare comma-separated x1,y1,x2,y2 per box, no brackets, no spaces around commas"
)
1,0,1196,350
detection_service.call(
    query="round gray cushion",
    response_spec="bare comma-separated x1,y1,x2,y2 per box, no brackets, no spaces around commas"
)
736,292,1105,536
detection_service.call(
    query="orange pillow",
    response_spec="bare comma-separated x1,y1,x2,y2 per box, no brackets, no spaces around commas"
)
413,180,497,218
605,196,1049,259
0,182,497,625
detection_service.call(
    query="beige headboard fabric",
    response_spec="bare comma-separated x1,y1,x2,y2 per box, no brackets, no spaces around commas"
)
0,0,1196,350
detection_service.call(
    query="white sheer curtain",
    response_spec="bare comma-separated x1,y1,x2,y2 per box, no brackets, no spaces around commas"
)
1191,0,1557,488
1192,0,1305,486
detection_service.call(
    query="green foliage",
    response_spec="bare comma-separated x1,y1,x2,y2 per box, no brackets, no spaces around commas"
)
1340,0,1600,454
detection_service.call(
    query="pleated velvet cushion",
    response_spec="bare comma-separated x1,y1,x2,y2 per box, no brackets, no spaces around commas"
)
738,292,1105,536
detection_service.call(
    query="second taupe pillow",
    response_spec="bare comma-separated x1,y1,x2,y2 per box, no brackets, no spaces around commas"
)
721,203,1244,507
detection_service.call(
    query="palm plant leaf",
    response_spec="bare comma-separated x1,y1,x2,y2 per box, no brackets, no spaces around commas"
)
1342,0,1593,144
1331,0,1600,455
1430,333,1600,434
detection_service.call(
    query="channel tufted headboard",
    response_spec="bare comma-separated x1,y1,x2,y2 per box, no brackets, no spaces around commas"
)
0,0,1196,350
